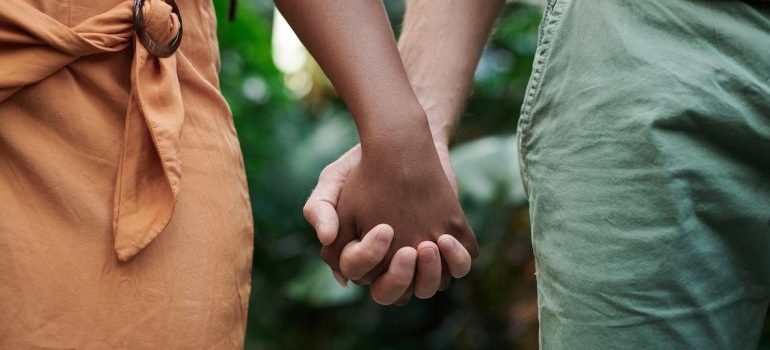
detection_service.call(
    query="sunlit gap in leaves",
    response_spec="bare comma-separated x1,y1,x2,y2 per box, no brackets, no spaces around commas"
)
271,9,312,98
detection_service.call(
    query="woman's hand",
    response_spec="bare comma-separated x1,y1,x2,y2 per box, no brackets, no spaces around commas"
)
276,0,483,305
305,141,476,305
318,121,477,302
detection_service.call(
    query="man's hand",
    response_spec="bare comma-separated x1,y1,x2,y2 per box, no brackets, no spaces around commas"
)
304,143,474,305
328,126,477,281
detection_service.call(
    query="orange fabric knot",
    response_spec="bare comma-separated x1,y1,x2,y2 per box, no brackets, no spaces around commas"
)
141,0,181,46
0,0,186,262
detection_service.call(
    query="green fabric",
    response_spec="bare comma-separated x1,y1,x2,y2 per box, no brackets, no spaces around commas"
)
517,1,770,348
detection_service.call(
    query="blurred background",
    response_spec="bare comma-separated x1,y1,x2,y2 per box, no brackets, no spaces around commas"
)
211,1,770,349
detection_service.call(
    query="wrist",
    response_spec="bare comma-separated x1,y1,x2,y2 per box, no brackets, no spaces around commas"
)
359,121,440,169
423,105,456,148
360,123,435,159
433,139,450,155
358,105,433,151
429,127,451,149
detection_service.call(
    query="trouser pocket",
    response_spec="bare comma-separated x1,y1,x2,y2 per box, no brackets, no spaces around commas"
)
516,0,570,197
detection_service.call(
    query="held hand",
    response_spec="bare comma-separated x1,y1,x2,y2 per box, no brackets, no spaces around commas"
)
326,130,477,279
304,133,477,304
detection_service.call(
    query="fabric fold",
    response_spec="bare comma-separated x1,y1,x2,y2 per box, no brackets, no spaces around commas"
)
0,0,185,261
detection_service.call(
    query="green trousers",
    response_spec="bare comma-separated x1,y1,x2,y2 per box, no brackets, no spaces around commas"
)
517,1,770,348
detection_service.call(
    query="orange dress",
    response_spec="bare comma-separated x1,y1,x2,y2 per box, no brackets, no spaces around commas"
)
0,0,254,348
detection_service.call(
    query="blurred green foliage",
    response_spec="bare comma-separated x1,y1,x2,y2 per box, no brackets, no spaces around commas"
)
212,1,770,349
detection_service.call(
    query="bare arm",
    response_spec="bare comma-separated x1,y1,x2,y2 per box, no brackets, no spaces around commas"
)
330,0,506,302
399,0,505,146
302,0,505,305
274,0,429,145
279,0,480,305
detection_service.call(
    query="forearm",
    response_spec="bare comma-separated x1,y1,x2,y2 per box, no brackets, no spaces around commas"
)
274,0,430,149
398,0,504,146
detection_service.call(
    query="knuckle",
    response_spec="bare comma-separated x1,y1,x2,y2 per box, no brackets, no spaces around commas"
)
391,276,412,290
302,202,315,220
360,245,380,264
447,214,467,231
339,260,356,278
318,165,336,183
349,244,376,266
341,262,364,280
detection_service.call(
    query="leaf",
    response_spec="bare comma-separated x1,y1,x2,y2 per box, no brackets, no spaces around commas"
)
285,260,363,307
451,134,527,206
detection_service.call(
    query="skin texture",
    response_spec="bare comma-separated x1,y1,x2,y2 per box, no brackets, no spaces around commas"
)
274,0,480,304
398,0,506,146
329,128,477,279
304,145,472,303
286,0,504,304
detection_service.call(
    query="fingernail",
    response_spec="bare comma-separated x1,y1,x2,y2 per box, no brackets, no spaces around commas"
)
421,246,436,263
375,226,391,243
438,235,452,249
403,248,417,261
332,270,348,288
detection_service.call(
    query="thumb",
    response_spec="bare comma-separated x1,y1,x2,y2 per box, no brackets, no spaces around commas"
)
304,145,360,245
303,199,340,246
